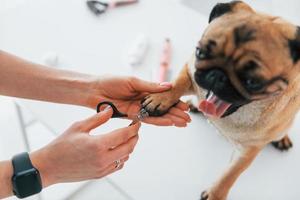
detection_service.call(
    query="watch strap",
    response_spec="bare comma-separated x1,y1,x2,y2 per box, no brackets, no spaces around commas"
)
12,152,35,173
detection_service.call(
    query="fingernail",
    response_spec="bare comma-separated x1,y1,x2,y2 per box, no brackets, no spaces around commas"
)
103,105,112,112
159,82,172,87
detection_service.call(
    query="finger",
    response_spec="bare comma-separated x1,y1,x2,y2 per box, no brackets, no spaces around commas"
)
164,114,187,127
102,163,125,177
174,101,190,111
104,163,124,175
79,106,113,132
119,155,130,163
97,156,129,178
142,117,173,126
130,77,172,93
100,122,141,147
105,155,130,171
168,107,191,123
71,106,113,132
108,135,139,162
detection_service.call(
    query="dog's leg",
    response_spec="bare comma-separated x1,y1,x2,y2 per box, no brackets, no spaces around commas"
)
272,135,293,151
142,64,193,116
201,146,262,200
270,118,294,151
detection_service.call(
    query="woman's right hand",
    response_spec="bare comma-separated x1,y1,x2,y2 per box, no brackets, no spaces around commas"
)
30,106,141,187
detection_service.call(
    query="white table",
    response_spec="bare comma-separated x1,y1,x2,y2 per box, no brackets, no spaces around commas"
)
1,1,300,200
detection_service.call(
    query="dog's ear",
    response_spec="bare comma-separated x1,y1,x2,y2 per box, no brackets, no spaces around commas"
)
289,26,300,64
209,1,254,23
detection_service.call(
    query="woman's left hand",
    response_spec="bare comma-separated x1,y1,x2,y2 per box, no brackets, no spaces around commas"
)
86,76,191,127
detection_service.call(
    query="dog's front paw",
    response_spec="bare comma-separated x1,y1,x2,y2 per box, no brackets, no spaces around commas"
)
272,135,293,151
141,92,179,116
200,190,226,200
200,191,209,200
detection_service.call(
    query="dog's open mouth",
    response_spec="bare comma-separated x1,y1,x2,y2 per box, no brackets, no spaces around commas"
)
198,91,232,118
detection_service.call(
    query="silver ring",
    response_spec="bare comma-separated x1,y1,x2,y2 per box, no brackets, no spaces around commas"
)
114,159,121,169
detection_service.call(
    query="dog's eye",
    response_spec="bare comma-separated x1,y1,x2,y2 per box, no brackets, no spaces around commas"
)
244,77,264,91
196,47,209,60
244,60,258,71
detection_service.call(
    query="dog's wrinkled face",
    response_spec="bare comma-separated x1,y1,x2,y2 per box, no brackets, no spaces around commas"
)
194,1,300,118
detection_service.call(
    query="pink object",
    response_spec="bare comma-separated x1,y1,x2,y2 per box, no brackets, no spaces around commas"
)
158,38,172,82
109,0,139,9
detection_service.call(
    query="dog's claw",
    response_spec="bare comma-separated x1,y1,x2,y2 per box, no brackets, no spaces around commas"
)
271,136,293,151
200,191,209,200
142,93,178,117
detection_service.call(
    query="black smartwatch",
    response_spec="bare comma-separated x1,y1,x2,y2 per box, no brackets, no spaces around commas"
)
11,152,42,199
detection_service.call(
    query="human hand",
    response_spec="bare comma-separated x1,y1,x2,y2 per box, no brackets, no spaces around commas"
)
86,76,191,127
30,106,140,187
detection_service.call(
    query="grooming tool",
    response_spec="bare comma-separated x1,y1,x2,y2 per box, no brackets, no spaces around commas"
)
129,107,149,125
158,38,172,82
97,101,149,125
87,0,138,15
127,34,149,67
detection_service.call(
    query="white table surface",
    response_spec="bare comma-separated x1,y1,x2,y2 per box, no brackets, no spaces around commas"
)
1,1,300,200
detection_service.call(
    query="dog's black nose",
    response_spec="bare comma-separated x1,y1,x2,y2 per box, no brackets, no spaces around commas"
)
205,69,228,86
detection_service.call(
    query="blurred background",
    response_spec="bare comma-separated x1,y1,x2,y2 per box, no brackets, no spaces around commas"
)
0,0,300,199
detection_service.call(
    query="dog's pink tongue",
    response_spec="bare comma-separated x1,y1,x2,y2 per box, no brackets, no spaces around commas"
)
199,92,231,118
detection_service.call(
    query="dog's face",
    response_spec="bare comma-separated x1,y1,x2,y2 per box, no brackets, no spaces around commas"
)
194,1,300,118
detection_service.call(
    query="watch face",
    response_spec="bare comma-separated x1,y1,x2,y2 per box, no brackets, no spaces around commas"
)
12,168,42,198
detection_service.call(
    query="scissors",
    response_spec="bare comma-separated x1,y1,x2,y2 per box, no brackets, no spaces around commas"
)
87,0,138,15
97,101,149,125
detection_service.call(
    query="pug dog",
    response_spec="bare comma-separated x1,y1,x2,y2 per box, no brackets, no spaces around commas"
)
141,1,300,199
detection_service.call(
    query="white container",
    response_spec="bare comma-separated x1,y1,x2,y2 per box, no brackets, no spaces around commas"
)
127,34,149,67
